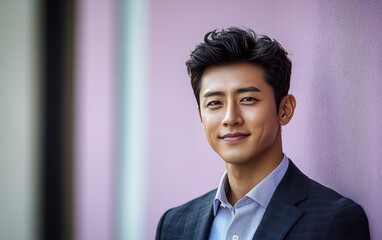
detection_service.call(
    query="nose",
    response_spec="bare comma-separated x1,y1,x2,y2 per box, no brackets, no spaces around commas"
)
222,102,244,127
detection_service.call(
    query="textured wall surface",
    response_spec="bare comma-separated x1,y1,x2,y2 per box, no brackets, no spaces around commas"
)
148,1,382,239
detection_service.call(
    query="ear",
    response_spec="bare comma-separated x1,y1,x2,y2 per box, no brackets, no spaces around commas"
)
278,94,296,126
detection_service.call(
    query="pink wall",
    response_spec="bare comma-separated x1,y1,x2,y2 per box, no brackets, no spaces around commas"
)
148,1,382,239
74,0,116,239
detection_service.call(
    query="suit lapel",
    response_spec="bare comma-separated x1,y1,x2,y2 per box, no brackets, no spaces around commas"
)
253,160,308,240
184,190,215,240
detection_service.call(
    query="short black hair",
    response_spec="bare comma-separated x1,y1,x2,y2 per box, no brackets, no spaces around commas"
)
185,27,292,111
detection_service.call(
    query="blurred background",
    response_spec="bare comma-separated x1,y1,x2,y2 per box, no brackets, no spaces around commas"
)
1,0,381,239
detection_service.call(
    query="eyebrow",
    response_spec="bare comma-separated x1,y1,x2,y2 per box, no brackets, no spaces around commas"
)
237,86,261,93
202,86,261,98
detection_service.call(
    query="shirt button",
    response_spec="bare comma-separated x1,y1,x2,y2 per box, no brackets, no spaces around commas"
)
232,235,239,240
220,203,225,208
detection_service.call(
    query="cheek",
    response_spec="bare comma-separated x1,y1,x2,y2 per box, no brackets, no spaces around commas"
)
201,113,222,144
245,111,274,126
201,113,221,130
262,113,280,140
247,108,279,133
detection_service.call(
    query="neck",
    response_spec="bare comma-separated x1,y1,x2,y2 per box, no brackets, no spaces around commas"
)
226,129,283,205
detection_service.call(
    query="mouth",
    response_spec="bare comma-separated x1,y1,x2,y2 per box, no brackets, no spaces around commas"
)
220,132,250,142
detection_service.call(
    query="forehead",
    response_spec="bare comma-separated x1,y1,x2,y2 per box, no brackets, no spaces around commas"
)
200,63,271,94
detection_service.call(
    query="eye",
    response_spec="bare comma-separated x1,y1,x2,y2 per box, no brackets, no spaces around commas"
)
240,97,258,104
207,100,222,108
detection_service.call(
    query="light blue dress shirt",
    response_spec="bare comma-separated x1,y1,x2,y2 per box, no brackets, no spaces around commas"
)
209,154,289,240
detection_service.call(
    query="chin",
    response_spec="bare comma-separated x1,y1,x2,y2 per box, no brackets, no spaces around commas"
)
221,154,252,165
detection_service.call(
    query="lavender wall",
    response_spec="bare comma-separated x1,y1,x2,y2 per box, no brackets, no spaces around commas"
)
148,1,382,239
74,0,116,239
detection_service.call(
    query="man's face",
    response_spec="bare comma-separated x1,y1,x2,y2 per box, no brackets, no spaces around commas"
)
199,63,280,165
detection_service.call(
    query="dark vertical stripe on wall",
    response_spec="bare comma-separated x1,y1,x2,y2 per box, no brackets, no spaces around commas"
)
62,1,75,239
40,0,74,239
41,0,64,239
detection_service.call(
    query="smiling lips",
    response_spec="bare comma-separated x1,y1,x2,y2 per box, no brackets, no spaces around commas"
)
220,133,250,142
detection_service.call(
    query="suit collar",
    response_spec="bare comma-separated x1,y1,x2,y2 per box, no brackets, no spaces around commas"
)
253,160,308,240
184,190,215,239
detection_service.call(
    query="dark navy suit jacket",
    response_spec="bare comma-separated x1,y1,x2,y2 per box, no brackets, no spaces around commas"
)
156,160,370,240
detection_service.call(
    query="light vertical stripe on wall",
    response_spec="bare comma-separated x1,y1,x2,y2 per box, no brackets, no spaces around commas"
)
118,0,149,239
0,1,39,240
74,0,116,239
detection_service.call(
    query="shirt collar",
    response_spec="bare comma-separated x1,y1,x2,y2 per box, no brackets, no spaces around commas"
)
213,171,230,215
213,154,289,216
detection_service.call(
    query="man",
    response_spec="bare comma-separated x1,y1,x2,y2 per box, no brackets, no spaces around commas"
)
156,27,370,240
